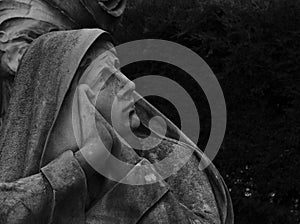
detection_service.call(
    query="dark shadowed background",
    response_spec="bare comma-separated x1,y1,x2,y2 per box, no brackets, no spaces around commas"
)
114,0,300,223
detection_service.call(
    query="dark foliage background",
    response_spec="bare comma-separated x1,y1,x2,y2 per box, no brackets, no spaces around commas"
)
115,0,300,223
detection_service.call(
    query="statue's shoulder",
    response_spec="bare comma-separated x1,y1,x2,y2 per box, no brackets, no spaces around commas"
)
134,135,220,222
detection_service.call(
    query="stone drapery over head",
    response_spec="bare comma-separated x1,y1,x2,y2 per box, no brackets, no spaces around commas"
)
0,0,126,74
0,0,127,125
0,28,233,223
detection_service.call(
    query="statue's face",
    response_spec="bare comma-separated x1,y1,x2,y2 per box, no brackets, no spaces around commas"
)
95,71,140,136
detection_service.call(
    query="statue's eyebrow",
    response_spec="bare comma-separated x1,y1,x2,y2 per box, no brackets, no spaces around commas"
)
100,72,118,91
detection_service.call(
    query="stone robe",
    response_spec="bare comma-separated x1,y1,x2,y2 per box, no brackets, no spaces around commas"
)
0,29,233,224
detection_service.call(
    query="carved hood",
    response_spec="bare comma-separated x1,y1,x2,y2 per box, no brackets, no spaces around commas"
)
0,28,233,224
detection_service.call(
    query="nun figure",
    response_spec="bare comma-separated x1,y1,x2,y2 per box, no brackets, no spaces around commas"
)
0,1,233,223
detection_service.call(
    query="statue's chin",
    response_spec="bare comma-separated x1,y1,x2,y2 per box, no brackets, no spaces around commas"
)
113,111,140,138
129,112,140,130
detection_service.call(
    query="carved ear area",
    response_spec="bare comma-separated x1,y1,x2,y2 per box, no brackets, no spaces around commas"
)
0,0,69,76
79,0,127,31
0,41,28,75
96,0,127,17
42,0,127,31
0,20,58,76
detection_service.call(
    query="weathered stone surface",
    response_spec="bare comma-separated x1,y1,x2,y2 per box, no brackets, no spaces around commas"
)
135,135,221,224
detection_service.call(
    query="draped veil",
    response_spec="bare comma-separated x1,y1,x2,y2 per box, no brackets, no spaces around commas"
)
0,28,233,224
0,1,233,223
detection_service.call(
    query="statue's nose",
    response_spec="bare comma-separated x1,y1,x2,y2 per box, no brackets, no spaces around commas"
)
126,80,136,92
116,73,136,100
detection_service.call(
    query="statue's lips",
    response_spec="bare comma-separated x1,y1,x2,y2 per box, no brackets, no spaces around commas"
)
128,107,135,117
123,101,135,113
129,108,140,129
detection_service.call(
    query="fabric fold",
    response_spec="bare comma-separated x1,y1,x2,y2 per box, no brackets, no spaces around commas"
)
86,158,170,224
0,28,233,224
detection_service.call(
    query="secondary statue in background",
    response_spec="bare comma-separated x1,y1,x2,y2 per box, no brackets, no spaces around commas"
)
0,0,233,223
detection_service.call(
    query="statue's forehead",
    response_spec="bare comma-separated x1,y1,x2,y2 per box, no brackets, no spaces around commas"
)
77,39,121,86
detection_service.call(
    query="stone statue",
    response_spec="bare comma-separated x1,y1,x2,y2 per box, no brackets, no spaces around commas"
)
0,0,125,124
0,1,234,223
